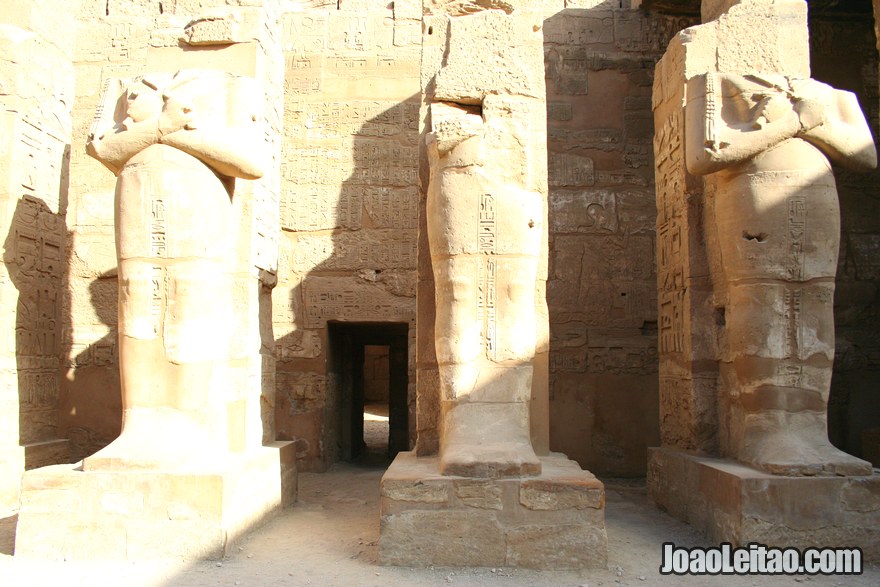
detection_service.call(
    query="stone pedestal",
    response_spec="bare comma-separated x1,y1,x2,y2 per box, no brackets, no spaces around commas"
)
14,441,295,560
648,447,880,560
379,451,607,569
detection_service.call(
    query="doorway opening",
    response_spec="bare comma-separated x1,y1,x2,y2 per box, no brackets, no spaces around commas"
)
328,322,409,465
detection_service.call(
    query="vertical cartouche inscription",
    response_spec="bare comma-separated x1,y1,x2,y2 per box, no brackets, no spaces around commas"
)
150,266,163,335
787,196,806,280
657,219,685,354
478,194,497,360
151,199,166,257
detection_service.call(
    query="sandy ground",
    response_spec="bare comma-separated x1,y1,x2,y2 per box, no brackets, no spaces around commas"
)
2,420,879,586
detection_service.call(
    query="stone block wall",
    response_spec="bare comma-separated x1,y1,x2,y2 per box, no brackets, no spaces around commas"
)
809,12,880,466
273,1,421,470
542,1,697,476
0,0,79,513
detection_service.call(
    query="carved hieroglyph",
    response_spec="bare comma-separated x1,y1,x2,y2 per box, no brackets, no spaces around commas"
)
685,72,877,475
84,70,265,470
424,1,548,478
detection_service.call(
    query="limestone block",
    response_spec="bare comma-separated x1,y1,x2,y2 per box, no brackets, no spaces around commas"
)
455,479,504,510
300,276,416,328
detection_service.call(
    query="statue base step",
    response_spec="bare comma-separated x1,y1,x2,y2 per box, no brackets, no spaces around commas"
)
14,441,296,560
379,450,607,569
648,447,880,561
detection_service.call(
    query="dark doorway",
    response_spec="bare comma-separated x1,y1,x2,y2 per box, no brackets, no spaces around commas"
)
328,322,409,464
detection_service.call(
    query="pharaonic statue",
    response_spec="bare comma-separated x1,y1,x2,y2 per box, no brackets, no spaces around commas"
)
427,102,542,477
685,72,876,475
85,70,265,469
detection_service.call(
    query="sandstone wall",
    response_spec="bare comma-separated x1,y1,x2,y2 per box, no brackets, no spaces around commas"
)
811,11,880,465
542,1,696,475
273,1,421,470
0,0,79,514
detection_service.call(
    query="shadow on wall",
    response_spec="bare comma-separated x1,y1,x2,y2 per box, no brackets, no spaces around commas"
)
58,269,121,462
809,12,880,464
273,95,420,472
3,148,75,473
542,6,699,475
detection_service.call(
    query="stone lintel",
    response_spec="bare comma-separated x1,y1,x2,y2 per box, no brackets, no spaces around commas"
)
648,447,880,561
379,451,607,569
14,441,296,560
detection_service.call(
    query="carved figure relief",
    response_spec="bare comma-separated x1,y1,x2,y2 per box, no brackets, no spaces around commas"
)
84,70,265,470
427,103,542,478
685,72,877,475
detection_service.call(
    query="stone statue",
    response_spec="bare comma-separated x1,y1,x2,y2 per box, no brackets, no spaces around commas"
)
84,70,265,469
685,72,877,475
427,102,542,477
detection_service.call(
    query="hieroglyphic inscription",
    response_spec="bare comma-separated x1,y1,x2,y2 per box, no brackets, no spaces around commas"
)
284,55,322,95
12,196,64,358
363,187,418,229
547,102,573,122
783,287,803,359
658,219,685,354
18,370,59,408
15,121,65,213
292,232,417,273
281,186,362,232
787,196,806,280
544,15,614,46
654,109,684,223
655,100,687,356
549,153,595,187
70,339,117,367
282,14,328,53
478,194,498,359
150,199,166,257
150,266,163,335
286,101,417,141
302,282,414,328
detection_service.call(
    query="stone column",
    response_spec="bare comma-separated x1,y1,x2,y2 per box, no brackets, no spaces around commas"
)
379,0,606,569
421,0,549,479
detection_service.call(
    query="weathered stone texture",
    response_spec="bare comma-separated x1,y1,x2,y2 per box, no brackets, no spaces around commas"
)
544,3,693,475
275,2,420,470
649,448,880,561
0,0,78,513
380,452,607,569
15,442,297,560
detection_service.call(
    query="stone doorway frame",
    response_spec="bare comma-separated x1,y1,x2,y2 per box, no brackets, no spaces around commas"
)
328,322,410,462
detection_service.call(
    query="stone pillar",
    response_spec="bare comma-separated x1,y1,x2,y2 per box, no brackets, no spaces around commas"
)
649,0,880,558
14,2,296,561
379,0,606,568
0,0,78,527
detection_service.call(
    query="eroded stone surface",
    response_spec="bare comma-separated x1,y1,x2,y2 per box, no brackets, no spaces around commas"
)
654,0,876,476
380,451,607,569
424,0,547,479
649,447,880,560
83,69,266,471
